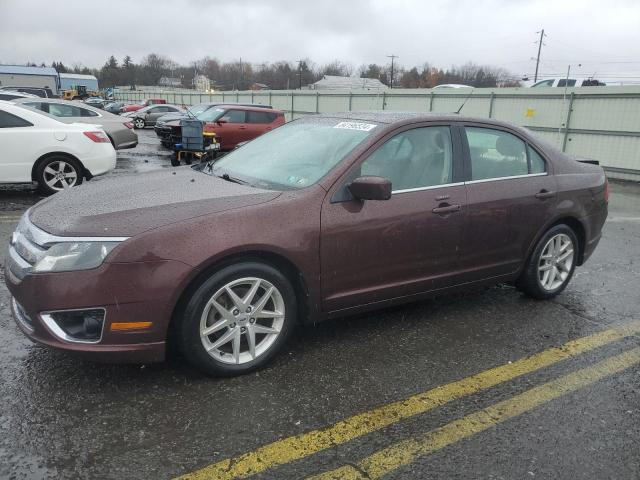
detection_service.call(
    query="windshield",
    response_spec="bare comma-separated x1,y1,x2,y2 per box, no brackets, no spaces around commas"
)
201,117,379,190
187,104,209,116
197,107,226,122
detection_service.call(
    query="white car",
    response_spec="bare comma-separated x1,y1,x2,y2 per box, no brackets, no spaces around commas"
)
0,101,116,194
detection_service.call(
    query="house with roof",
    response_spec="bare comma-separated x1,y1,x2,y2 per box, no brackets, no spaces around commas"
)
0,65,60,94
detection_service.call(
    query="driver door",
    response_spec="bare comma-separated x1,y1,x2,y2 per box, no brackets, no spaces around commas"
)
320,124,467,312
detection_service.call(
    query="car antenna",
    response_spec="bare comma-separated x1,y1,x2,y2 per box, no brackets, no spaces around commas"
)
455,88,475,114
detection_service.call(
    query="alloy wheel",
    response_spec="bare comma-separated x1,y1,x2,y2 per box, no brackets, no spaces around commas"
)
199,277,285,365
538,233,574,291
43,160,79,191
135,118,145,128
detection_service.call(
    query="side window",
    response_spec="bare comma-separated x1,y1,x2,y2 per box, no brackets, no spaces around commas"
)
360,126,454,191
466,128,528,181
221,110,246,123
22,102,43,111
557,79,577,87
48,103,81,117
0,110,33,128
247,111,277,124
531,79,554,87
80,107,99,117
527,145,547,174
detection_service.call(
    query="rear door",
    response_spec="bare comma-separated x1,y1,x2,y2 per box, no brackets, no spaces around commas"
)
245,110,278,140
459,124,557,280
0,109,39,182
320,123,468,311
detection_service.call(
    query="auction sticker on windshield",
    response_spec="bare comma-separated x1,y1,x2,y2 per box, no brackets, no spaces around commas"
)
334,121,377,131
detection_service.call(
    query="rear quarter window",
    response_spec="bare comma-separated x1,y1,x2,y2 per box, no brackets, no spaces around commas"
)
247,111,278,124
0,110,33,128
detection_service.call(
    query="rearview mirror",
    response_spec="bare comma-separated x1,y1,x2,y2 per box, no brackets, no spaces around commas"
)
348,176,392,201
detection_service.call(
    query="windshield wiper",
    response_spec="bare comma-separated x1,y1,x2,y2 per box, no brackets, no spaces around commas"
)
218,172,250,186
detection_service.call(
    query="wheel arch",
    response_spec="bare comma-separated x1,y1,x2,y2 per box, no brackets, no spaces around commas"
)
167,250,312,348
31,151,86,182
524,216,587,271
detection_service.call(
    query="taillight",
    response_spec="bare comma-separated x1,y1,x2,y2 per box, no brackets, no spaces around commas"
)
83,131,110,143
604,177,610,203
124,122,133,129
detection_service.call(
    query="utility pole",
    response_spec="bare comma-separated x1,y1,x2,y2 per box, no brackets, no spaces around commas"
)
296,60,303,90
534,29,546,82
387,54,398,89
239,57,243,90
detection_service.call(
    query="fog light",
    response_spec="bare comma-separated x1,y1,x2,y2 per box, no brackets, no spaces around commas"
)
41,309,105,344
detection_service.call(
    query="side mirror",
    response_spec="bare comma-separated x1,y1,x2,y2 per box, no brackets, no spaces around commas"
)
216,119,228,125
348,176,392,201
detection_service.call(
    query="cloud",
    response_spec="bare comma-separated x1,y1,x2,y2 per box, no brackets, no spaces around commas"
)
1,0,639,81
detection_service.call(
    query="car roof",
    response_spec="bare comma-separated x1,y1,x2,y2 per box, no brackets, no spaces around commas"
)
310,111,527,130
213,104,281,113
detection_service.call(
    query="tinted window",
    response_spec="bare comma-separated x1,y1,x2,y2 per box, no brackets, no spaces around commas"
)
528,145,547,174
166,106,181,112
221,110,246,123
361,126,453,191
557,79,577,87
79,107,99,117
466,127,528,180
247,111,277,124
531,80,554,87
0,110,33,128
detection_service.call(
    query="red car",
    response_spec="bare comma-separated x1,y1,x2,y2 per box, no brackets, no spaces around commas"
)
6,113,607,376
121,98,167,114
158,105,284,151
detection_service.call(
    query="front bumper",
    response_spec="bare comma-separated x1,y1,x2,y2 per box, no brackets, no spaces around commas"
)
5,258,193,363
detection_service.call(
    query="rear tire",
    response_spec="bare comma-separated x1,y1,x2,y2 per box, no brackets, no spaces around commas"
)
516,224,578,300
35,156,84,195
177,262,297,376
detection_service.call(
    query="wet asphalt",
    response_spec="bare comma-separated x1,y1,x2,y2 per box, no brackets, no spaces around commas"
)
0,129,639,479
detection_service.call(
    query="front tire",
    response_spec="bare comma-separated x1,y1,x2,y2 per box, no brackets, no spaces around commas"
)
177,262,297,376
35,156,83,195
133,118,145,129
517,224,578,300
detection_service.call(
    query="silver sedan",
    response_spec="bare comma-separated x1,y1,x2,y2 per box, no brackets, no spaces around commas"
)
12,98,138,150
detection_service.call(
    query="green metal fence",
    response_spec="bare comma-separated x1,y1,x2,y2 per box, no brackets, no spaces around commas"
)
115,86,640,181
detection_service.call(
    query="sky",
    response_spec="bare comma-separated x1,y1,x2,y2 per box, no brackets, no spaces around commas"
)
1,0,640,83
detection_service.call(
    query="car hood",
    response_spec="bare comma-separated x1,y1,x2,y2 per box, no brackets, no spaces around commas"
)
29,168,281,237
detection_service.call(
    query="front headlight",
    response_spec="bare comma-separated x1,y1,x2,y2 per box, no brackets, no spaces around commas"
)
33,241,120,273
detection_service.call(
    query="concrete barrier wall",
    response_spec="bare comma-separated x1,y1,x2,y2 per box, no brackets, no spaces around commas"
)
114,86,640,181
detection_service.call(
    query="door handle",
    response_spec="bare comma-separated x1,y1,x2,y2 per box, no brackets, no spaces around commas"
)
238,126,247,130
432,203,461,215
534,189,555,200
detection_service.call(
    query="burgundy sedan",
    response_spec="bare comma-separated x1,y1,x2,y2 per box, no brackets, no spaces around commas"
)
5,113,608,376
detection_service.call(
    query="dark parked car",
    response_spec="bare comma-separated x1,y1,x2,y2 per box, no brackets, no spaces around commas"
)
6,113,608,376
124,104,184,129
157,104,284,151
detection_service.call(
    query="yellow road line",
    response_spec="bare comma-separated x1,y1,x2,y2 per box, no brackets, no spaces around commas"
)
176,321,640,480
309,346,640,480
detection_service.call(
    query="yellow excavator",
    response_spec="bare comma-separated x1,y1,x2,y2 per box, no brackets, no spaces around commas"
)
62,85,101,100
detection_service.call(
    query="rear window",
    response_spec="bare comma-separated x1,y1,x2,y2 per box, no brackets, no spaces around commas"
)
247,111,277,124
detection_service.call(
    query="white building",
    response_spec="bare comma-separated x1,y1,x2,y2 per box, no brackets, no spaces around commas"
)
193,74,211,91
